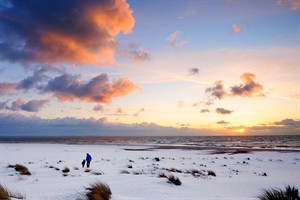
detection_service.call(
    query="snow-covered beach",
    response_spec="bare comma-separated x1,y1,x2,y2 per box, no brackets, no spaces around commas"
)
0,143,299,200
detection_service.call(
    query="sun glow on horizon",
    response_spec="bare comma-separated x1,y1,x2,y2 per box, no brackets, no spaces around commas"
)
232,128,246,135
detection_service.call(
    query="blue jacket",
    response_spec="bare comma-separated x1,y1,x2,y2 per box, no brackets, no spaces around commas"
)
86,153,92,162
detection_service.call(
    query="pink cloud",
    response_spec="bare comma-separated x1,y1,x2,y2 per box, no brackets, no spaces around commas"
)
167,31,189,47
0,83,17,96
232,24,243,33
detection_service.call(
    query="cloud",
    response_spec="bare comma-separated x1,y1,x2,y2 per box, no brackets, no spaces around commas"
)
133,107,145,117
232,24,243,33
243,118,300,135
93,104,104,112
229,73,264,97
0,0,135,65
166,31,189,47
177,100,185,108
193,100,214,107
277,0,300,11
117,42,151,62
206,73,264,99
200,109,210,113
43,73,140,103
0,113,185,136
217,120,230,125
215,107,233,115
0,98,49,112
274,118,300,127
188,68,200,75
17,65,64,90
21,99,50,112
205,80,227,99
0,83,17,95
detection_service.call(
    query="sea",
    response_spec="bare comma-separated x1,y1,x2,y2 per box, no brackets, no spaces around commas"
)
0,135,300,150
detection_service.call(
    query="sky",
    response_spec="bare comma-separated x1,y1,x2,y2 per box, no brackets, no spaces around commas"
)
0,0,299,136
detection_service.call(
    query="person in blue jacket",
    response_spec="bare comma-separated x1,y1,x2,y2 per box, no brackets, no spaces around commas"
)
86,153,92,168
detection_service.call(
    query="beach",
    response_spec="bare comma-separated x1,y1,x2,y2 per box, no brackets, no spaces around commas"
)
0,143,299,200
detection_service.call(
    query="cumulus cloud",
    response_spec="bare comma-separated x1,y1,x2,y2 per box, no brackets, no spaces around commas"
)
93,104,104,112
188,68,200,75
17,65,64,90
43,73,140,103
215,107,233,115
206,73,264,99
0,83,17,95
0,0,135,65
274,118,300,127
0,98,49,112
205,81,227,99
166,31,189,47
230,73,264,97
277,0,300,11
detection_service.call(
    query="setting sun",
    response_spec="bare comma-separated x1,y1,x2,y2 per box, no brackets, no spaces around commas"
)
232,128,246,134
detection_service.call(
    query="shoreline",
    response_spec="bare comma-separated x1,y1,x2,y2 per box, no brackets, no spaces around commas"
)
1,141,300,152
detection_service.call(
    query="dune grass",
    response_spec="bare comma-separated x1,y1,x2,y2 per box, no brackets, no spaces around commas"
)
85,182,112,200
0,184,25,200
167,175,182,186
8,164,31,175
257,185,299,200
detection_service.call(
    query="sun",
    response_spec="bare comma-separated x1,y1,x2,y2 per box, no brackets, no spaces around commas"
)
232,128,246,135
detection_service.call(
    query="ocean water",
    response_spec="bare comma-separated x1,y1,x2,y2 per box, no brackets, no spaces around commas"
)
0,135,299,150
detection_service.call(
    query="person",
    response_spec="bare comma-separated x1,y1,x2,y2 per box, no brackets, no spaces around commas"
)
86,153,92,168
81,159,86,168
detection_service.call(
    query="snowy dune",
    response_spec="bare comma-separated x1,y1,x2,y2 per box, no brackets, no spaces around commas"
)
0,143,299,200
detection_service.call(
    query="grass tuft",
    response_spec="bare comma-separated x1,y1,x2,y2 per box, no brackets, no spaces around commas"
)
85,182,112,200
257,185,300,200
0,184,25,200
62,167,70,173
207,170,216,177
167,175,182,186
8,164,31,175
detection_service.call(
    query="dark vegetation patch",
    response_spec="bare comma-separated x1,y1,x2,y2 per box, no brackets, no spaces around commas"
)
85,182,112,200
92,171,104,176
207,170,216,177
62,167,70,173
7,164,31,175
257,185,299,200
167,175,182,186
0,184,25,200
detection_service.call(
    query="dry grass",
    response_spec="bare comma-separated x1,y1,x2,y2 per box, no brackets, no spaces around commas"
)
8,164,31,175
85,182,112,200
167,175,182,186
0,184,25,200
257,185,299,200
62,167,70,173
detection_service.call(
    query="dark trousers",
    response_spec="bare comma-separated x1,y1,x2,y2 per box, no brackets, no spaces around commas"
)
87,161,91,168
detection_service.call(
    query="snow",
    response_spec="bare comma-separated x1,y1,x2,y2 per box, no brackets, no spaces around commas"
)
0,143,299,200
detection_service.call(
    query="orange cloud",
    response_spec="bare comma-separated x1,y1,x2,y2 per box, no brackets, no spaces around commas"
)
232,24,243,33
44,73,141,103
1,0,135,66
206,73,264,99
230,73,264,97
